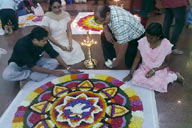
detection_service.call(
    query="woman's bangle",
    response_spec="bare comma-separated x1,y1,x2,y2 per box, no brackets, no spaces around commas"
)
129,71,134,75
151,69,156,74
67,66,71,70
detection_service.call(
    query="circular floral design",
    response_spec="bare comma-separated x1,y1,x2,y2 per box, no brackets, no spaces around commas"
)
12,74,143,128
77,15,103,32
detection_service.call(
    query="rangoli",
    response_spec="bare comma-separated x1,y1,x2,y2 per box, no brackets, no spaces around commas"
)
77,15,103,32
12,74,143,128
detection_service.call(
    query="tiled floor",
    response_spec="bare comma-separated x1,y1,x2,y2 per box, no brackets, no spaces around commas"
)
0,2,192,128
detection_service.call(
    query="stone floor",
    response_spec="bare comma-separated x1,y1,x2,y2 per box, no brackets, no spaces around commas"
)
0,2,192,128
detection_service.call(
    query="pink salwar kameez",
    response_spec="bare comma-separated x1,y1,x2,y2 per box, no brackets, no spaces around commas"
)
132,37,177,92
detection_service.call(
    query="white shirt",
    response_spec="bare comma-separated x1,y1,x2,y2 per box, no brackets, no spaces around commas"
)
0,0,18,10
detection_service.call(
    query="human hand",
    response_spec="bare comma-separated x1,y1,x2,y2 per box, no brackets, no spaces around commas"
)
104,30,115,43
123,73,133,82
68,67,80,73
67,45,73,52
145,69,155,78
112,59,119,68
60,46,69,51
52,70,65,76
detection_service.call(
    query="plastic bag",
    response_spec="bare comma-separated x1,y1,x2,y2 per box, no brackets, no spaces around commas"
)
0,48,7,59
31,3,44,16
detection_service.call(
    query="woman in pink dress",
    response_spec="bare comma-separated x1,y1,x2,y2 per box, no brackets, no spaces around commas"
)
123,23,184,92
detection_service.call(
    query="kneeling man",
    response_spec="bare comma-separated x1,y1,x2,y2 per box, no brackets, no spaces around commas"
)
3,26,78,82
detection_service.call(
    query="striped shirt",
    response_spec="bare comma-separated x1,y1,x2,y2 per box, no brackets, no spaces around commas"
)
108,6,145,44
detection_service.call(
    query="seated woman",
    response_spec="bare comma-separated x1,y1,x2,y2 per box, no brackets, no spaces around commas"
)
42,0,85,65
123,23,184,93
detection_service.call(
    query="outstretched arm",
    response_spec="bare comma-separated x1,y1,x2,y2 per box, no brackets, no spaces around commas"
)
103,24,115,43
55,55,80,73
32,65,65,76
123,50,141,81
112,42,128,68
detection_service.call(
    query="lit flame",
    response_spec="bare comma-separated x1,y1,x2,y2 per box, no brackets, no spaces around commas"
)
80,30,97,47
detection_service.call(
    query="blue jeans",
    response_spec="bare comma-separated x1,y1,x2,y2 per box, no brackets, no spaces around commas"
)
186,6,192,24
163,6,186,49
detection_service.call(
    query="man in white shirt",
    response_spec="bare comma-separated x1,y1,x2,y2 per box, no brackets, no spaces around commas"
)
94,5,145,68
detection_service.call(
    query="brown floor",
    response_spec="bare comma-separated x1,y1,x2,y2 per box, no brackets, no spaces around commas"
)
0,2,192,128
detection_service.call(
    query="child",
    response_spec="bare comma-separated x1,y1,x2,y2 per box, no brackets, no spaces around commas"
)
123,23,184,93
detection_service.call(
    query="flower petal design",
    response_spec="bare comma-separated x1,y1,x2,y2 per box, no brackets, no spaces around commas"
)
99,87,118,99
92,122,110,128
12,73,143,128
53,86,69,97
54,93,103,127
77,80,94,91
30,101,52,114
77,15,103,32
106,104,129,118
34,120,55,128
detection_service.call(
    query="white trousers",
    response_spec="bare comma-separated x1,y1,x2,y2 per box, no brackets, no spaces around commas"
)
2,58,59,82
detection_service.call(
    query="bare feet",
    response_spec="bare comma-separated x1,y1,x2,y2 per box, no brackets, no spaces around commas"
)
172,49,184,55
8,25,13,34
4,25,9,35
19,78,31,89
176,72,185,85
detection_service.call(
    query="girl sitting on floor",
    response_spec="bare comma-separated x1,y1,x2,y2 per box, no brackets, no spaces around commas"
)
123,23,184,93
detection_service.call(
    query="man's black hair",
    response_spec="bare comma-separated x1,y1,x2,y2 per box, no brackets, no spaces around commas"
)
30,26,48,41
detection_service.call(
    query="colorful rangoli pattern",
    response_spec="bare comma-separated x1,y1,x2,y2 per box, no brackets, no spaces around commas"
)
0,15,40,29
77,15,103,32
12,74,143,128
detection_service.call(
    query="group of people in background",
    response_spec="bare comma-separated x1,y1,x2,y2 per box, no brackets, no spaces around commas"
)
1,0,187,92
0,0,46,35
